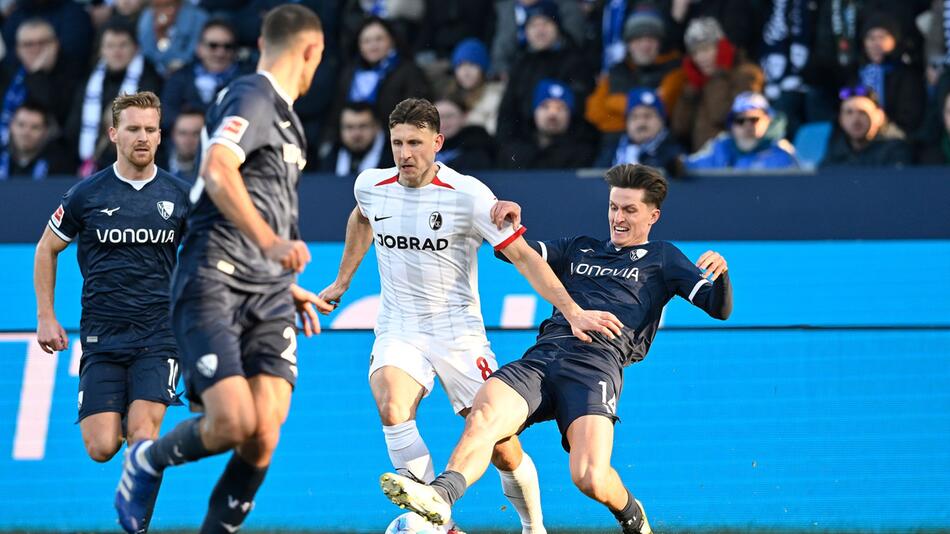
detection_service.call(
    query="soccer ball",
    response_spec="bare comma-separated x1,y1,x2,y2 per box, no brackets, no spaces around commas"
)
384,512,446,534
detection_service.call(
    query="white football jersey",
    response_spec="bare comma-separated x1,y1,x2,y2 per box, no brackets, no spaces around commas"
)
354,163,525,336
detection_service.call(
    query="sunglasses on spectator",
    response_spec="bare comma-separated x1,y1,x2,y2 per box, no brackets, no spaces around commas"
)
204,41,236,51
838,85,876,102
733,116,760,125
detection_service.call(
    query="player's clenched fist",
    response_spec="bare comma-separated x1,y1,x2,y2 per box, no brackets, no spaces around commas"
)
695,250,728,281
265,238,311,273
36,317,68,354
565,309,625,343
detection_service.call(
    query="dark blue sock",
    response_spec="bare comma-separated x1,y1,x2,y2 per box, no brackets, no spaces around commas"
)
146,417,213,470
199,453,268,534
430,470,467,506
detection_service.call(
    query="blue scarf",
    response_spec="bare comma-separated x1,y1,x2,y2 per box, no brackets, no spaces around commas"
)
612,128,668,166
602,0,627,71
349,50,399,104
859,62,892,108
194,62,238,104
0,148,49,180
0,68,27,146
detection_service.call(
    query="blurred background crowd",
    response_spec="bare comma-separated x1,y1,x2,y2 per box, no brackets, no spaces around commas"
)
1,0,949,182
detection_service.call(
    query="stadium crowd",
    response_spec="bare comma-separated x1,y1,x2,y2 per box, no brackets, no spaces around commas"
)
0,0,949,181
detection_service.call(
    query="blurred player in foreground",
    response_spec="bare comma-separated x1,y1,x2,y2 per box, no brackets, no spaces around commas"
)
320,98,623,533
380,164,733,534
115,6,332,533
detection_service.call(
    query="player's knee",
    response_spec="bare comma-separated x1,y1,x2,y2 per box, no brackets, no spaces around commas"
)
126,424,159,444
84,438,120,463
377,401,413,426
571,464,612,502
207,411,256,447
490,439,522,471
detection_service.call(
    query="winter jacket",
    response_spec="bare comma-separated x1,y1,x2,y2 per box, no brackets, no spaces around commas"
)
491,0,587,77
685,133,799,170
821,122,913,166
436,125,496,172
584,51,681,133
593,130,685,176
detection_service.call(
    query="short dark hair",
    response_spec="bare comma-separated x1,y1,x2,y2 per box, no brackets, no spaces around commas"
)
261,4,323,50
112,91,161,127
604,164,668,208
14,101,49,127
201,18,237,42
342,101,376,116
100,20,137,44
389,98,440,132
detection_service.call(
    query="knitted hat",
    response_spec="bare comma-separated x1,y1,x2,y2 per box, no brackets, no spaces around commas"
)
684,17,724,53
622,7,666,41
728,91,772,123
626,88,666,120
524,0,559,24
532,79,575,112
451,38,490,73
861,11,902,42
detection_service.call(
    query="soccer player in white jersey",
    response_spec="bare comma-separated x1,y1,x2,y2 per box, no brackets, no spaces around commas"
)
319,98,623,533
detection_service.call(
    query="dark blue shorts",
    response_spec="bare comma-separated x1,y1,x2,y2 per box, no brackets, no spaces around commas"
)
170,274,298,405
77,347,182,422
492,338,624,452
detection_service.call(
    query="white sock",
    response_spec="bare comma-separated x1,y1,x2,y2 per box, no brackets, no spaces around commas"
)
498,453,546,534
382,421,435,483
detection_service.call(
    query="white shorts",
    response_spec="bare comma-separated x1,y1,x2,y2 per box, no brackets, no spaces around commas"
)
369,331,498,413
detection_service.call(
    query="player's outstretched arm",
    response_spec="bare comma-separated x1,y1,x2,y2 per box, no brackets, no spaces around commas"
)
33,226,70,353
501,237,624,342
201,144,310,273
695,250,733,320
319,207,373,306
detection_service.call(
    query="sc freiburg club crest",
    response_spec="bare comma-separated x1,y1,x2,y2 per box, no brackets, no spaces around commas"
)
157,201,175,220
429,211,443,230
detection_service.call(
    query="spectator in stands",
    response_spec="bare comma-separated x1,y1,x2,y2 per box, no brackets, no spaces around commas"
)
161,19,245,130
88,0,148,31
922,0,948,92
415,0,495,68
668,17,764,151
917,89,950,163
319,101,393,176
855,13,927,134
0,18,82,141
495,1,595,148
685,92,799,171
339,0,426,58
66,21,163,177
0,102,73,179
327,16,432,138
447,38,505,135
498,79,597,169
585,5,681,134
594,88,684,175
492,0,587,79
2,0,94,66
157,108,203,182
822,85,913,166
434,95,495,172
668,0,769,60
138,0,209,77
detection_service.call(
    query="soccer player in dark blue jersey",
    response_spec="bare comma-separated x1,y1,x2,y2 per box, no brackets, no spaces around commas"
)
34,92,188,466
114,6,332,534
380,164,733,533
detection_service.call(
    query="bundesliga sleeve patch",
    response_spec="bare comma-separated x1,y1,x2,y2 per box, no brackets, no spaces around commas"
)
214,116,249,144
51,204,64,227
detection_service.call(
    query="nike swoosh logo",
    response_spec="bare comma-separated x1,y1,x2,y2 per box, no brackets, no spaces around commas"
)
220,522,241,533
374,215,393,222
100,207,120,216
278,120,291,129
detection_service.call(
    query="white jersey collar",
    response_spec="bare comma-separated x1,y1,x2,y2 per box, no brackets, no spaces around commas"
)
112,162,157,191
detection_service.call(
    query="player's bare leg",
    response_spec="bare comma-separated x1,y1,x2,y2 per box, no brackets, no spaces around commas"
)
126,400,167,444
370,366,434,482
380,378,529,524
566,415,651,534
80,412,123,462
197,374,292,533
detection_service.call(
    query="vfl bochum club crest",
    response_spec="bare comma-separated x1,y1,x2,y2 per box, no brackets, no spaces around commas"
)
157,201,174,220
429,211,443,230
630,248,648,262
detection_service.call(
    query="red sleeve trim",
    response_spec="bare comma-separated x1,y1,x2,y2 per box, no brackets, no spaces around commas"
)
375,175,399,186
431,176,455,189
493,225,527,251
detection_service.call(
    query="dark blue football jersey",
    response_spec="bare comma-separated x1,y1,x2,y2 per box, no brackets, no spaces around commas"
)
177,72,307,291
47,164,189,352
527,237,722,366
